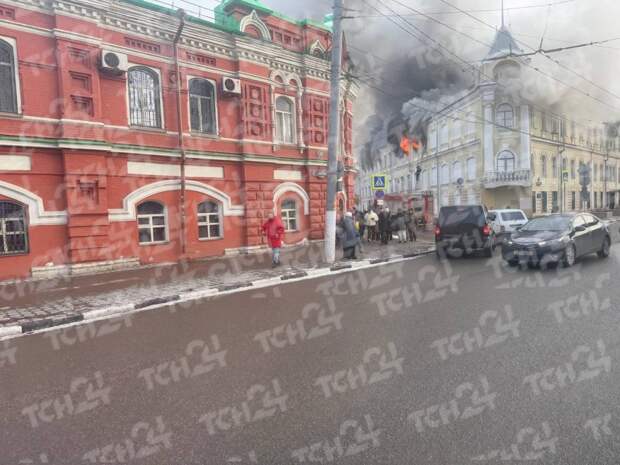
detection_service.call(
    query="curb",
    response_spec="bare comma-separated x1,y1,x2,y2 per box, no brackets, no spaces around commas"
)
2,247,436,338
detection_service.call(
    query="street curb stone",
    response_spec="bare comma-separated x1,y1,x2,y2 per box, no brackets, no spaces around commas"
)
281,271,308,281
217,282,253,292
134,295,181,310
21,313,84,333
1,246,436,338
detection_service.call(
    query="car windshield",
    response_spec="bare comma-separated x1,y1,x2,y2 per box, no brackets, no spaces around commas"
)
520,216,571,232
501,211,526,221
439,206,484,227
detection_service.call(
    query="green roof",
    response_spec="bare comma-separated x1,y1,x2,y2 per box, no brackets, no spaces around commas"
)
120,0,241,34
119,0,332,41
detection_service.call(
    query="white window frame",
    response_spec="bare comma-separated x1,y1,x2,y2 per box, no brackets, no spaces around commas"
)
187,76,219,136
428,127,437,151
452,160,462,182
126,64,165,129
275,95,296,145
441,164,449,185
0,36,21,115
451,118,461,142
281,198,298,232
137,201,168,245
496,103,514,129
197,200,223,240
466,157,476,181
497,150,516,173
439,123,449,147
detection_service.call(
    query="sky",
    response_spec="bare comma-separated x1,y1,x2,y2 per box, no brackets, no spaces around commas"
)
155,0,620,162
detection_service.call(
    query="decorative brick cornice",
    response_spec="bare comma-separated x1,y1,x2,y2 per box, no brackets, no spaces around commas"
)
9,0,333,83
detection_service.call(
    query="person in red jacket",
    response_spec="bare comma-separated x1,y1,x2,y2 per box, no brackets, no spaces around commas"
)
262,212,285,267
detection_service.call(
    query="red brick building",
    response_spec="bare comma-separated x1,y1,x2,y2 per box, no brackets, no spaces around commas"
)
0,0,358,281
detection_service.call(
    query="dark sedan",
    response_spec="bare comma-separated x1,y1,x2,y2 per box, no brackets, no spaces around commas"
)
502,213,611,268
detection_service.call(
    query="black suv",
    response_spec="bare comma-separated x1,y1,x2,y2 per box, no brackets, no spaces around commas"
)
435,205,496,258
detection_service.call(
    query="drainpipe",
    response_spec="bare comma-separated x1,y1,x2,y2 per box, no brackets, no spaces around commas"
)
173,10,187,257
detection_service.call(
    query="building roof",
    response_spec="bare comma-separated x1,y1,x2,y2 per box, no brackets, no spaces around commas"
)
485,26,523,60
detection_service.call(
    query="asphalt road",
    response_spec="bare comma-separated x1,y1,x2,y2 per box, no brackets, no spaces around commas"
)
2,236,620,464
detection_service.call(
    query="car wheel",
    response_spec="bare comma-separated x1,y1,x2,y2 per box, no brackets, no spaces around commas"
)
563,243,576,267
597,237,611,258
483,246,493,258
507,259,519,267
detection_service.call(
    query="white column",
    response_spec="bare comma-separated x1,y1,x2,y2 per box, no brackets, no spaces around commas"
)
483,103,494,173
520,104,531,170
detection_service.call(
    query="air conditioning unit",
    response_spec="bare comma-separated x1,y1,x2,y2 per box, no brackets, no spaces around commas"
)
222,77,241,95
100,50,128,74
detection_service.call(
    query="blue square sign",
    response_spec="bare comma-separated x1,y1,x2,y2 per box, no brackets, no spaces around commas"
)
372,174,387,191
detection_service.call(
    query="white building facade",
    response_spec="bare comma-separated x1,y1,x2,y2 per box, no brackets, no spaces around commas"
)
357,26,620,217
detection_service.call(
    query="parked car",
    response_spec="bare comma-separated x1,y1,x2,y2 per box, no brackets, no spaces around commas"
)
501,213,611,268
435,205,496,258
489,209,529,238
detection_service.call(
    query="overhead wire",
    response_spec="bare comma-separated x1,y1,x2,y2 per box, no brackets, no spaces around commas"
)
432,0,620,108
362,0,620,133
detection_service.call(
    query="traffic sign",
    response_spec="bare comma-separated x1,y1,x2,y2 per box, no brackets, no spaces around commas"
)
375,190,385,199
371,174,388,191
562,170,569,182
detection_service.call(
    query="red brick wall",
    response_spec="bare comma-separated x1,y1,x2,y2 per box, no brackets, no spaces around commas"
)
0,2,356,280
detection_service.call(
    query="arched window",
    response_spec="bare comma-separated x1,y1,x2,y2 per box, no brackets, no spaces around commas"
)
541,155,547,178
137,201,166,244
0,39,17,114
189,79,216,134
282,199,297,231
496,103,514,129
128,67,162,128
0,201,27,254
275,96,295,144
197,201,222,239
497,151,515,172
551,156,558,176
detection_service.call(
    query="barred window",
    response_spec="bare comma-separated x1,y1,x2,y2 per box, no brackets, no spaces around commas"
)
197,201,221,239
189,79,216,134
128,67,162,128
0,39,17,114
137,201,166,244
275,96,295,144
0,201,27,255
281,199,297,231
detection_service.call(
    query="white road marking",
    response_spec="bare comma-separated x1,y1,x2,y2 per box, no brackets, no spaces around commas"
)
0,252,434,341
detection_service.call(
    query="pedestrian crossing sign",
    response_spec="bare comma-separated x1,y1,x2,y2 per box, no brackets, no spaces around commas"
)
372,174,387,191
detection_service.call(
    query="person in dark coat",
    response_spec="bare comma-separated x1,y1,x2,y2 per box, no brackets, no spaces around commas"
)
406,208,417,242
393,210,407,243
339,212,360,259
378,208,391,245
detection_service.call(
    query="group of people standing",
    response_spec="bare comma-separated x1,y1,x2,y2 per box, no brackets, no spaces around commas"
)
356,207,418,245
262,205,420,268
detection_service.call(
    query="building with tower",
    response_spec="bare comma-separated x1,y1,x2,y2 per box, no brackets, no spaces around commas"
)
357,19,620,220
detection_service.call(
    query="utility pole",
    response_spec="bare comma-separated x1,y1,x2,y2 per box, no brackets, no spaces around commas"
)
324,0,344,263
436,128,440,215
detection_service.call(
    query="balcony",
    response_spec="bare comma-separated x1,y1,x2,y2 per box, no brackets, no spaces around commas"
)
483,169,531,188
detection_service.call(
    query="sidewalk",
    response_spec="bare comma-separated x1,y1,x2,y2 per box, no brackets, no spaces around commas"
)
0,232,435,334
